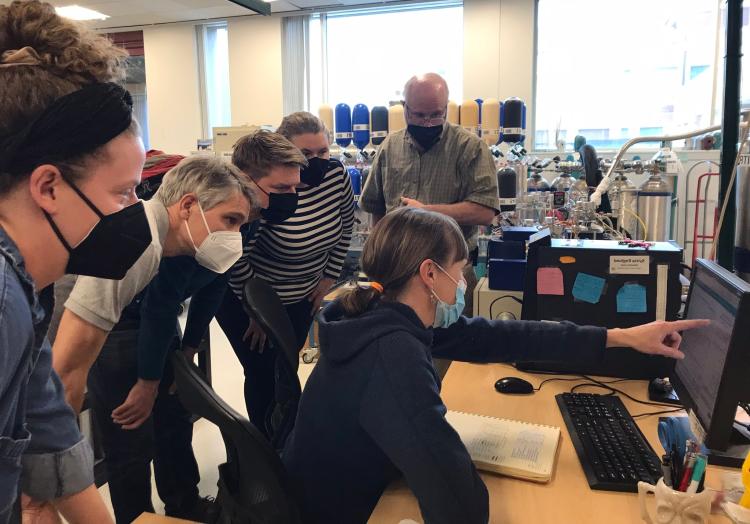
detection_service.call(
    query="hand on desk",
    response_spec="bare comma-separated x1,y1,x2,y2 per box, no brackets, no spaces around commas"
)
112,379,159,430
606,319,711,360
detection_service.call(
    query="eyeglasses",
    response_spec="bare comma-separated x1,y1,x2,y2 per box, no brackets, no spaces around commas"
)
404,105,447,126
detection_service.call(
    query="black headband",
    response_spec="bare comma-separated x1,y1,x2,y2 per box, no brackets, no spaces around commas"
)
0,82,133,176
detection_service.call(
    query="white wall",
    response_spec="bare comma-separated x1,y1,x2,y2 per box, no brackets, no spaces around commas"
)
143,25,203,155
463,0,536,135
227,17,284,127
463,0,500,101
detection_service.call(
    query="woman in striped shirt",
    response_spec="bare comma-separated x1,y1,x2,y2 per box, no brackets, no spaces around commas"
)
217,112,355,434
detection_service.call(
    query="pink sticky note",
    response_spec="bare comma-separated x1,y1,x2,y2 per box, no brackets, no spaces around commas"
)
537,267,564,296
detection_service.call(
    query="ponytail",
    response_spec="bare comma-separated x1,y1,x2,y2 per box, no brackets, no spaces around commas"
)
339,283,383,317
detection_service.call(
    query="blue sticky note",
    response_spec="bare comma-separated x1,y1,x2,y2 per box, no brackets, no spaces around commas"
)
617,283,647,313
572,273,606,304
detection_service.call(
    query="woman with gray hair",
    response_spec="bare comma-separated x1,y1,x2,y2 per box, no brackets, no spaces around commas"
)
52,155,260,523
217,113,354,440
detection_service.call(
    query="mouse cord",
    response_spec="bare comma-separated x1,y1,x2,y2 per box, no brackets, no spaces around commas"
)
533,375,632,392
570,380,685,418
533,377,586,392
631,408,685,419
575,375,685,409
521,372,685,418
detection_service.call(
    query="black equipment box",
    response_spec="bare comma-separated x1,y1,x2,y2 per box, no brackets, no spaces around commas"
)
519,232,683,379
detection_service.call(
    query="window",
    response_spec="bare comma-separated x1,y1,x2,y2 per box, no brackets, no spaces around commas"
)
535,0,718,150
198,23,231,139
109,31,150,149
309,3,463,113
126,73,149,150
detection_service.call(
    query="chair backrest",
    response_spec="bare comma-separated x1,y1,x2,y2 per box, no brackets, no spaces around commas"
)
243,278,299,373
243,278,303,449
171,351,301,524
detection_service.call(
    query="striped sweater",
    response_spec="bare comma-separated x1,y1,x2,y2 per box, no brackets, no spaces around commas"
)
230,160,355,304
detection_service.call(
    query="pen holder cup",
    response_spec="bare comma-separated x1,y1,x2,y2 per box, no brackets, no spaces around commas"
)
638,478,712,524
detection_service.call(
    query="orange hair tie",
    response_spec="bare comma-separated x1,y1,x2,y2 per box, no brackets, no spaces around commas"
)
369,282,384,293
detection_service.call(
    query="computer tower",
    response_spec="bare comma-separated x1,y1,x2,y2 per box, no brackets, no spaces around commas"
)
518,232,683,379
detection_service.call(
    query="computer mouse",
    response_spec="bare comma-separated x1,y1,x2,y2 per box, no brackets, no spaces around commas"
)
494,377,534,395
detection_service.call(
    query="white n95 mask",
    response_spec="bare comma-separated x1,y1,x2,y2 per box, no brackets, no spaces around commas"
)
184,203,243,274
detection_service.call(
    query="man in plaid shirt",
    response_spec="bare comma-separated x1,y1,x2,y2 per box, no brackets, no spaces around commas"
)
360,72,500,321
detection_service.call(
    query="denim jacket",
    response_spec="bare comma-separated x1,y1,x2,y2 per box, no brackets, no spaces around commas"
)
0,228,93,523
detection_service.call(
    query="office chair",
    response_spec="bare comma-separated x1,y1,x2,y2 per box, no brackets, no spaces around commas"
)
172,351,301,524
242,277,302,450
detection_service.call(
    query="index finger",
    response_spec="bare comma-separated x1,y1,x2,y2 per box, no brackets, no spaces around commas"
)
665,319,711,331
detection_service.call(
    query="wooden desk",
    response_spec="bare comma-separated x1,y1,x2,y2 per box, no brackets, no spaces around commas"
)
132,513,196,523
369,362,732,523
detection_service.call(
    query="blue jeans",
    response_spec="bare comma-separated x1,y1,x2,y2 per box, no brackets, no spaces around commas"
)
87,330,199,524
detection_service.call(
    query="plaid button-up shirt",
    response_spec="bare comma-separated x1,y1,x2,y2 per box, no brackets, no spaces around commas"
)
360,122,499,250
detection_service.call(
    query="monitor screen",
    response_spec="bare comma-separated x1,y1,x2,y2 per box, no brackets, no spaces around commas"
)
674,264,740,432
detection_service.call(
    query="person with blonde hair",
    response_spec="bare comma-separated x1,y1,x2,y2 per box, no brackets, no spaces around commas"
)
283,207,709,523
0,1,150,521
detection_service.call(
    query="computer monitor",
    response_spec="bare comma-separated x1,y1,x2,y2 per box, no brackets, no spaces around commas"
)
670,259,750,467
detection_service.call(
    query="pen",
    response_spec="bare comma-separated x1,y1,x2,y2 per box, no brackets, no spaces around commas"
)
670,446,680,487
661,454,673,487
686,455,707,494
678,454,696,492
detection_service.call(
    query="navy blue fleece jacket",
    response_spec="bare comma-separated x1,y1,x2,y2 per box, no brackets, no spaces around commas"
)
282,300,607,524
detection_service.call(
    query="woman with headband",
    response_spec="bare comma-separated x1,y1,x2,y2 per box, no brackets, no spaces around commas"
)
0,1,151,522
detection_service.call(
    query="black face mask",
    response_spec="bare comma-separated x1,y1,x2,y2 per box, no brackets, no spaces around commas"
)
250,176,299,223
261,192,298,223
300,156,329,187
45,179,152,280
407,124,443,151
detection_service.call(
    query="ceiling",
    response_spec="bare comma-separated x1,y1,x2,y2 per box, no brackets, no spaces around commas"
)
0,0,398,29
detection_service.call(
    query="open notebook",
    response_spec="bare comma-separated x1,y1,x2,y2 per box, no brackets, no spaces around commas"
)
446,410,561,483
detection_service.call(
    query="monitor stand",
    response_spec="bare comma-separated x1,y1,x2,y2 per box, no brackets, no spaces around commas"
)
706,426,750,468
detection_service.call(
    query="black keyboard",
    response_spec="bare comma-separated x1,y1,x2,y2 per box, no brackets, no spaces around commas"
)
556,392,663,492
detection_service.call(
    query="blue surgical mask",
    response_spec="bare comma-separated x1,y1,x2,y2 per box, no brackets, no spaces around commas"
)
431,262,467,329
